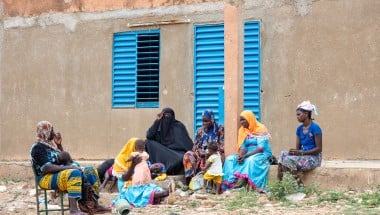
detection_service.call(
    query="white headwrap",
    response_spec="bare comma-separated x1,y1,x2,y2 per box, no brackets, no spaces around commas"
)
297,101,318,116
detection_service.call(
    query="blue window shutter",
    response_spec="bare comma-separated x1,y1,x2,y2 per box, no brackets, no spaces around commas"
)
112,32,137,108
194,24,225,133
244,21,261,120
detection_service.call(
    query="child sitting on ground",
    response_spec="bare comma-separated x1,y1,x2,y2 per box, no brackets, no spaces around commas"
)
201,141,224,194
99,165,117,192
126,139,151,185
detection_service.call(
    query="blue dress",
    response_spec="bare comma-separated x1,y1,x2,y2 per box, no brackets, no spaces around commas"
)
222,134,272,191
112,183,163,208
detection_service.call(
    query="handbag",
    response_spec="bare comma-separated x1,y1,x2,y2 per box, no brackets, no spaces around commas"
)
268,155,278,165
189,172,204,191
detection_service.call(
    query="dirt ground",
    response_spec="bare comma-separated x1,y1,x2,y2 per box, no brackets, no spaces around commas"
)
0,178,379,215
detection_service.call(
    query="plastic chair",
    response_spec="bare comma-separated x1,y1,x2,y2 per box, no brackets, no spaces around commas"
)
31,161,70,214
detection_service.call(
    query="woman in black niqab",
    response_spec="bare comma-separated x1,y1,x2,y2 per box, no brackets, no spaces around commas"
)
146,107,193,174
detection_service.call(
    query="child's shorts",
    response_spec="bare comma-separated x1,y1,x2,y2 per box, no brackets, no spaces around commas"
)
203,172,222,184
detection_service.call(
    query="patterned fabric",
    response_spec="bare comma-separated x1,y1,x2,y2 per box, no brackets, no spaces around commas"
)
36,121,53,144
222,133,272,192
31,121,101,200
279,151,322,172
31,142,101,199
183,110,224,178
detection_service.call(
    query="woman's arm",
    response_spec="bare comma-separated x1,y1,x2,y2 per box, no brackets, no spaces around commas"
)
290,134,322,156
121,156,142,181
42,163,79,174
54,132,64,151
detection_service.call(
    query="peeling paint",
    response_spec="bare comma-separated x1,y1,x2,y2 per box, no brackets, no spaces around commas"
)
4,2,224,31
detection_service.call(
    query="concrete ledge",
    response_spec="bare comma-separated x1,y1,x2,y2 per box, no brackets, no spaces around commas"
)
268,160,380,191
2,160,380,191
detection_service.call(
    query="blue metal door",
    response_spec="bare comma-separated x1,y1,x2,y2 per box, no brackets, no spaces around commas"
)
193,21,261,133
194,24,225,133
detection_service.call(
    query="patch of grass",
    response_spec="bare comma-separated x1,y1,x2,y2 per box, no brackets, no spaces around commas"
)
189,201,200,208
302,182,321,197
225,187,258,211
352,186,380,208
317,191,349,203
267,172,300,201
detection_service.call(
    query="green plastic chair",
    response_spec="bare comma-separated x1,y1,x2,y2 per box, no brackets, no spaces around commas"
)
31,161,70,214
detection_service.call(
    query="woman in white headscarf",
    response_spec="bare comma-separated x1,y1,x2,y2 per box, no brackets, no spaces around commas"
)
277,101,323,183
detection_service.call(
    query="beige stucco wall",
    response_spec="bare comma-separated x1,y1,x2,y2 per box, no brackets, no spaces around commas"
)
0,0,379,161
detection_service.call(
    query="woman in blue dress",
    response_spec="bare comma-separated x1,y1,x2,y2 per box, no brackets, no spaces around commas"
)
278,101,322,182
222,110,272,192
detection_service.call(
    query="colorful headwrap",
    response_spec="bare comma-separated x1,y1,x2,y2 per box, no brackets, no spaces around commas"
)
202,109,218,134
113,137,137,176
36,121,53,143
297,100,318,116
237,110,268,151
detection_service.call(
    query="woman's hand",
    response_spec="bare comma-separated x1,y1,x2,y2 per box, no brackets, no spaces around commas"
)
289,149,302,156
156,112,164,120
53,132,62,146
130,156,142,168
237,154,246,163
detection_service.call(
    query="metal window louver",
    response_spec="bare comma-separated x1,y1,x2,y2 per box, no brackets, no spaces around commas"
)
194,24,225,133
244,21,261,120
112,30,160,108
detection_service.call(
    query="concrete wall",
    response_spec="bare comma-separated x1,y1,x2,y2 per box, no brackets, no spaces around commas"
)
0,0,379,161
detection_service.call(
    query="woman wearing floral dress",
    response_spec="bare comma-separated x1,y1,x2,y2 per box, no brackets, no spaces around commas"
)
183,110,224,184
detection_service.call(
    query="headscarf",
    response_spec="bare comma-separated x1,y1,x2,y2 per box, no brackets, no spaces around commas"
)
158,107,176,145
297,100,318,115
36,121,59,151
237,110,268,151
202,110,218,135
113,137,137,176
197,110,220,149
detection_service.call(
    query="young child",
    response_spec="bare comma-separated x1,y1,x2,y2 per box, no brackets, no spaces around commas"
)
201,141,223,194
126,139,151,185
57,151,80,167
149,162,167,181
99,165,117,192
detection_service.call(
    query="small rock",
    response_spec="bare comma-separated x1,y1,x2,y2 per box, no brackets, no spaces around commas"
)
28,189,36,196
0,185,7,192
285,192,306,203
179,191,189,197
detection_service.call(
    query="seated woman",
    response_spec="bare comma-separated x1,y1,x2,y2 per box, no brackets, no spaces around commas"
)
145,107,193,175
183,109,225,184
30,121,110,215
278,101,322,183
113,137,140,192
112,138,169,210
222,110,272,193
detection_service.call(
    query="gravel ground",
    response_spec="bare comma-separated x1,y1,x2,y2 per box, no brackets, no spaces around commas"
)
0,179,379,215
